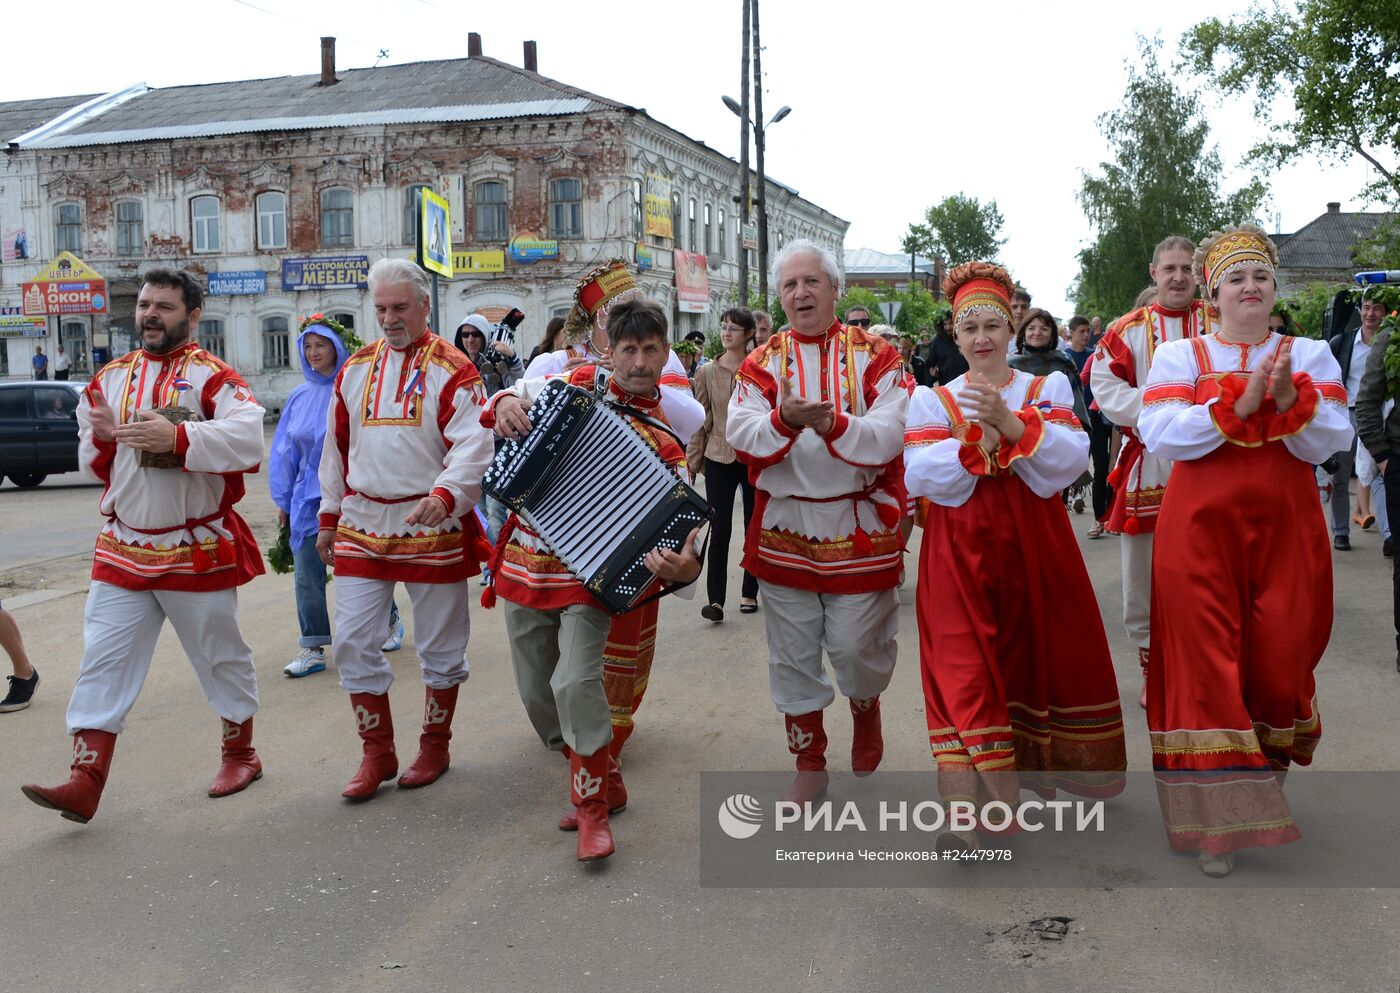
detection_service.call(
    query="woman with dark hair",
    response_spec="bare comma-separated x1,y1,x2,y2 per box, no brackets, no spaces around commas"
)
1010,308,1090,428
1140,225,1352,876
687,307,760,620
527,316,567,366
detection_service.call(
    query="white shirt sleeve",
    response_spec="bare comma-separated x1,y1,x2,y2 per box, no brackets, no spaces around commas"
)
1281,338,1355,464
1138,339,1224,462
902,386,977,508
1009,373,1091,497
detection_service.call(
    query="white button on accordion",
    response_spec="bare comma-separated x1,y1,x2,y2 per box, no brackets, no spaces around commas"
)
484,380,712,613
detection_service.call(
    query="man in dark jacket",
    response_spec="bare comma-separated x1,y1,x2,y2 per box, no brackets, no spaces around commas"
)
1356,317,1400,669
1329,294,1388,551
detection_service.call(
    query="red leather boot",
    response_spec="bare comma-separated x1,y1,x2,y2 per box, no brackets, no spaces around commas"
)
782,711,829,805
398,685,458,789
342,692,397,801
22,730,117,824
850,696,884,776
208,718,262,798
558,750,627,831
570,748,616,861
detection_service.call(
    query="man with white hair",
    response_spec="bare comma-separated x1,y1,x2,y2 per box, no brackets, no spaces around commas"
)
317,258,496,801
727,240,909,803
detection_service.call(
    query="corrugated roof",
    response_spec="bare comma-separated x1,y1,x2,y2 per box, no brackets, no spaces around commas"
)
0,93,100,145
17,56,632,148
844,246,938,273
1278,208,1394,269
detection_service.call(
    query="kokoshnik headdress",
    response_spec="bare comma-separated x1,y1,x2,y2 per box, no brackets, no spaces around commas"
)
561,258,640,346
944,261,1017,330
1193,224,1279,300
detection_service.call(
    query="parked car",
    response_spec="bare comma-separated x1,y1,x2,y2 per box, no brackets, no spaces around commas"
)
0,380,84,488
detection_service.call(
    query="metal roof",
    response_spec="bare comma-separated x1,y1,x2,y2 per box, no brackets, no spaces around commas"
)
1277,207,1394,270
844,246,939,273
12,56,632,148
0,93,100,146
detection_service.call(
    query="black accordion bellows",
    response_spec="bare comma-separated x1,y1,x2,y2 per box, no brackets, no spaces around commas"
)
483,380,712,613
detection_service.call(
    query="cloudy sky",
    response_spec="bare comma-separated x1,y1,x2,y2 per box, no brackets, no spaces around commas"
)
5,0,1378,316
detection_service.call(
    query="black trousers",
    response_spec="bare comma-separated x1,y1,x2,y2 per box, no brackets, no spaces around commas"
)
1089,411,1115,521
1387,456,1400,649
703,457,758,606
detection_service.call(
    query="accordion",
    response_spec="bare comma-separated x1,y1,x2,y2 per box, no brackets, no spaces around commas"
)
483,380,712,613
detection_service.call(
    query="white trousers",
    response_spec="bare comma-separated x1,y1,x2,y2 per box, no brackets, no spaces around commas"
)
332,576,470,696
758,581,898,715
67,581,258,735
1121,531,1153,649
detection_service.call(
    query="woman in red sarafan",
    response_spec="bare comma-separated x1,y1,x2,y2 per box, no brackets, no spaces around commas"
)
904,262,1127,854
1139,225,1353,876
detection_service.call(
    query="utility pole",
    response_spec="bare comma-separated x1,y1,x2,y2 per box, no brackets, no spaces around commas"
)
737,0,751,308
752,0,768,308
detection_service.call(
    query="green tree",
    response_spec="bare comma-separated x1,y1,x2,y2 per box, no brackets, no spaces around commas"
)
904,194,1006,267
1072,37,1268,319
1182,0,1400,204
838,284,948,335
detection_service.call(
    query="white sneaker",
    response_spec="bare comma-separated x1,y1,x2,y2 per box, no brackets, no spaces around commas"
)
381,619,405,653
284,647,327,678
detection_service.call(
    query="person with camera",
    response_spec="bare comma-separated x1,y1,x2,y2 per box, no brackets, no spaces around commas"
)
455,314,524,395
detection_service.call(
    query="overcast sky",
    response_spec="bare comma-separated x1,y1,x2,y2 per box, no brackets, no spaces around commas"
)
5,0,1379,317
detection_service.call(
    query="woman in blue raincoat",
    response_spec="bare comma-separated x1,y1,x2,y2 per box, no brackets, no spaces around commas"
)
270,316,404,676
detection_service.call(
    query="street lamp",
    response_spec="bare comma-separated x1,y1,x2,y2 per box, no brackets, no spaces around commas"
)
723,97,792,307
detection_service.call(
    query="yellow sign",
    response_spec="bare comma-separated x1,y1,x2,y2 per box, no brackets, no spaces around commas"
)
38,251,102,281
644,173,673,239
450,250,505,274
417,189,453,278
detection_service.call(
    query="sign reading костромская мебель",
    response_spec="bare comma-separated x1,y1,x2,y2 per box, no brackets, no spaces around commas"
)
281,256,370,291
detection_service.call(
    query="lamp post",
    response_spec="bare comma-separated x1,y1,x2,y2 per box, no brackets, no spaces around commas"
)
723,96,791,309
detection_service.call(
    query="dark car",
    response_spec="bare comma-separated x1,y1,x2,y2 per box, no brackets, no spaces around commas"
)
0,380,84,488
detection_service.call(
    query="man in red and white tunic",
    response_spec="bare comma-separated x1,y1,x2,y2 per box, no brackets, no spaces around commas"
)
22,269,266,824
727,240,908,802
1090,236,1213,707
318,258,494,801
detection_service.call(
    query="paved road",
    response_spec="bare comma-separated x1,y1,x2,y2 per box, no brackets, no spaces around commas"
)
1,470,1397,993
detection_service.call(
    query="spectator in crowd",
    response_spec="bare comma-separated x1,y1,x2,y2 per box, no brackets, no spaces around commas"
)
1328,291,1388,551
897,333,931,387
752,310,774,348
678,330,708,379
455,315,524,396
843,305,872,328
1356,302,1400,665
928,315,969,386
31,346,47,380
54,343,71,381
0,603,38,713
688,307,760,621
1010,309,1089,427
526,316,567,367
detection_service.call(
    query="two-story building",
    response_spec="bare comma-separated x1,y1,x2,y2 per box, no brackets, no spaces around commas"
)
0,34,847,405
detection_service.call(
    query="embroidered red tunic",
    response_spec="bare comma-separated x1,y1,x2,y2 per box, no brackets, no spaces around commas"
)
78,341,266,592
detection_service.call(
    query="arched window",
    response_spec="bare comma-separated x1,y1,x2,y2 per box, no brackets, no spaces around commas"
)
321,188,354,247
688,198,698,252
402,184,429,245
191,195,220,253
716,207,727,260
256,192,286,249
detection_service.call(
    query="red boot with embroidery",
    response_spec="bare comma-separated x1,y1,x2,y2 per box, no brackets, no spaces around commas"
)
570,748,616,862
22,730,117,824
782,711,829,805
208,718,262,798
342,692,397,801
850,696,884,776
558,749,627,831
398,685,458,789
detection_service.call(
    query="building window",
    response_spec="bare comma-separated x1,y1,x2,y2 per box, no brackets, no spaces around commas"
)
402,184,429,246
703,203,712,257
328,311,356,332
631,178,643,239
321,188,354,248
61,321,89,372
717,207,727,260
261,316,290,369
688,198,698,252
198,319,226,361
672,193,682,247
55,203,81,254
191,195,220,253
548,178,582,239
114,201,143,257
474,181,508,243
256,192,286,249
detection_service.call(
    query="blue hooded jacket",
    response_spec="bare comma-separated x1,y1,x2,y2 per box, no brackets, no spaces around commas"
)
269,326,351,548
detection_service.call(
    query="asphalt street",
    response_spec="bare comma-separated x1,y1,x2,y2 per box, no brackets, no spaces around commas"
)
1,445,1397,993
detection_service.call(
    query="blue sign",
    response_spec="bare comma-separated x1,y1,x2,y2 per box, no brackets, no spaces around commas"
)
507,236,559,265
281,256,370,291
208,270,267,296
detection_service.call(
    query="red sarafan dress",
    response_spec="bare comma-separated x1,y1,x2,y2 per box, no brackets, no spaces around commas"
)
904,371,1127,817
1139,332,1352,856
